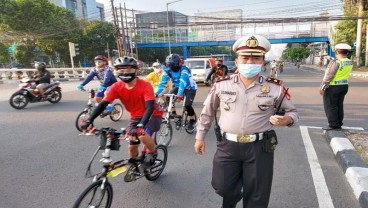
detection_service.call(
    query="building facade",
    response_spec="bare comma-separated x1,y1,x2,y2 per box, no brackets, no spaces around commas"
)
48,0,104,21
135,11,188,43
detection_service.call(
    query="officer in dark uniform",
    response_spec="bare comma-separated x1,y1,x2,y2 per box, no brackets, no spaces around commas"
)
194,34,299,208
320,43,352,130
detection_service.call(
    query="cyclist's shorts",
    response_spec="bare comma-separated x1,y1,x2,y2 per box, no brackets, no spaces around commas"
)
128,116,162,145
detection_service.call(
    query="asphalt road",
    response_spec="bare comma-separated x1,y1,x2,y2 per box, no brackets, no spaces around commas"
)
0,64,367,208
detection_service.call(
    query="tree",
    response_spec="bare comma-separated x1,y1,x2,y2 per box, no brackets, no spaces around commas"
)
0,42,10,66
76,20,116,64
282,46,311,62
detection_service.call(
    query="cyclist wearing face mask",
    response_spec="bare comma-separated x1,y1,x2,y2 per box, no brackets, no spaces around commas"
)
205,58,228,84
144,62,170,92
82,56,163,169
76,55,117,103
155,53,198,131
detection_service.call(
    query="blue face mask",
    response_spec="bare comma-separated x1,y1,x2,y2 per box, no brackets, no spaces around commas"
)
238,64,262,78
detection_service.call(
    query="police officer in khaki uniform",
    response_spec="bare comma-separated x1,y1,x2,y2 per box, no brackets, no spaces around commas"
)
320,43,352,130
194,34,299,208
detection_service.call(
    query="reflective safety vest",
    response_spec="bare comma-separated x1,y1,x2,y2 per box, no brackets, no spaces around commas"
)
329,58,352,86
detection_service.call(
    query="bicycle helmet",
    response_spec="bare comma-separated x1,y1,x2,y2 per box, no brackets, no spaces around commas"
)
94,55,108,62
34,62,46,70
152,62,161,67
114,56,138,69
165,54,181,72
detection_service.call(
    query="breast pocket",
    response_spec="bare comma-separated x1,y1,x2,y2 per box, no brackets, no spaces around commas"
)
255,96,274,111
220,96,236,112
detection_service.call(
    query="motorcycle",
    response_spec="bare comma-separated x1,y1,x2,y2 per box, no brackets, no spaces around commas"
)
9,78,62,109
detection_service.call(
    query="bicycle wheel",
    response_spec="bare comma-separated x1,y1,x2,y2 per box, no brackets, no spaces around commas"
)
145,145,168,181
75,110,89,132
109,103,123,121
184,111,197,134
154,121,173,147
72,180,113,208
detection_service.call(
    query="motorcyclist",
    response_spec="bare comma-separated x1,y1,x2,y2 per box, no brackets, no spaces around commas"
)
82,56,163,168
33,62,51,97
76,55,117,103
204,58,228,85
155,53,197,131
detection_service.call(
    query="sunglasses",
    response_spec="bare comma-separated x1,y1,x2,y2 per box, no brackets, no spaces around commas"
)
95,60,103,63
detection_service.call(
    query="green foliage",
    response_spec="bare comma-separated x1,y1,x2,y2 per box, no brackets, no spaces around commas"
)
13,44,35,67
0,42,10,65
76,20,116,63
282,46,310,62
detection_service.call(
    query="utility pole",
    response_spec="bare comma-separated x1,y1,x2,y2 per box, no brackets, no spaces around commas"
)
366,24,368,66
356,0,363,67
110,0,122,57
119,4,127,56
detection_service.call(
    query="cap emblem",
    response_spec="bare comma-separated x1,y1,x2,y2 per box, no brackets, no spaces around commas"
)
246,36,259,48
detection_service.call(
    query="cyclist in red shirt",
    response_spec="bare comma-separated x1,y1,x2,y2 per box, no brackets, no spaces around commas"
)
82,56,163,168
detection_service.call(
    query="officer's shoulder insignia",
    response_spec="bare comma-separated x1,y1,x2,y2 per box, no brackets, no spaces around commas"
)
215,75,231,82
266,77,284,85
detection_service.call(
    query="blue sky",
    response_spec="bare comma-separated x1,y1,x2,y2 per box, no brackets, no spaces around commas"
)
96,0,343,17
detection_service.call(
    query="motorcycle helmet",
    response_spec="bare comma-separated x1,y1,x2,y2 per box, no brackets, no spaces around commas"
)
34,62,46,70
165,54,181,72
94,55,108,62
114,56,138,69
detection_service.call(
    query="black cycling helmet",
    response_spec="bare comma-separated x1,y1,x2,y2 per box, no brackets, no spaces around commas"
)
114,56,138,69
165,54,181,68
94,55,108,62
34,62,46,70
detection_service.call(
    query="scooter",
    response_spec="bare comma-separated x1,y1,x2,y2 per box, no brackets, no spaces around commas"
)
9,78,62,109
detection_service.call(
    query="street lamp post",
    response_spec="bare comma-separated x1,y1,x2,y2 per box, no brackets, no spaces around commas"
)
166,0,183,54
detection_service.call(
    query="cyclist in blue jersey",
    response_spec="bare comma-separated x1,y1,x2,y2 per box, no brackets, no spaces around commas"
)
155,54,197,130
76,55,117,103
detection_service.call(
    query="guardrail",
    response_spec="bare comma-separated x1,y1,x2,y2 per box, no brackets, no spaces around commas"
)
0,67,153,81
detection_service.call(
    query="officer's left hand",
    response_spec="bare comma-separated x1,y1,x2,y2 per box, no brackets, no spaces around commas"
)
319,89,324,96
269,115,293,126
194,139,205,155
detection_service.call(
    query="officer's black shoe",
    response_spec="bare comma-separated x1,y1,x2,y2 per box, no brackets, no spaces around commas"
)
322,126,342,130
221,192,243,208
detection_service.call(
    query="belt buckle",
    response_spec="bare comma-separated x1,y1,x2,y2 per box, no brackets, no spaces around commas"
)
237,135,251,143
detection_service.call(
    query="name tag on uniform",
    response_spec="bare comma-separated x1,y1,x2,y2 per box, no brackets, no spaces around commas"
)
334,80,348,85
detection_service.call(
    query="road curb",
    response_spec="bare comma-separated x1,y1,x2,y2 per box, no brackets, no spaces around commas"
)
324,130,368,208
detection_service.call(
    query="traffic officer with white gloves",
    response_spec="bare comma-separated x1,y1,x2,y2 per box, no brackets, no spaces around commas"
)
320,43,352,130
194,34,299,208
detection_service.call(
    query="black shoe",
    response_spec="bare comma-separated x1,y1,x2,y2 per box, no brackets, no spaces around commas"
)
143,152,157,169
322,126,342,130
221,192,243,208
187,120,196,131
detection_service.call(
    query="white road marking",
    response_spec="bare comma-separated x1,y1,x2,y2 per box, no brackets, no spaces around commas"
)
300,126,334,208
